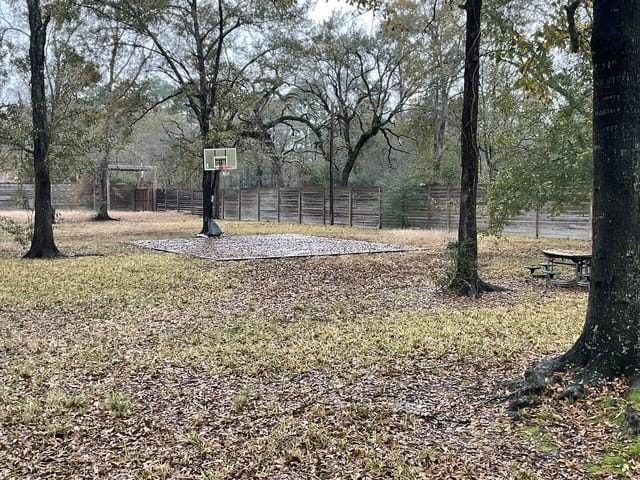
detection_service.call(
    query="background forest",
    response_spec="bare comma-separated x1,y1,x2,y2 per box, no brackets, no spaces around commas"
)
0,0,593,231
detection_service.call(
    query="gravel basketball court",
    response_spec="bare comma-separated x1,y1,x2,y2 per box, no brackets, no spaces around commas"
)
133,234,414,261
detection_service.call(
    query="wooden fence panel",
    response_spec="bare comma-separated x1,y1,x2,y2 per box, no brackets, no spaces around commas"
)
279,189,301,223
240,189,259,221
192,191,203,216
301,189,326,225
352,188,382,228
0,183,93,210
259,188,279,222
331,188,351,226
222,189,239,219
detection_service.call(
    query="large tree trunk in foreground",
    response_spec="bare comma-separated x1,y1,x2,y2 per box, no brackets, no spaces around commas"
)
25,0,59,259
449,0,488,296
560,0,640,379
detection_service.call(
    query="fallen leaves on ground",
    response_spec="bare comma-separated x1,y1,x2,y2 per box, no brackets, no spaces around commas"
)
0,211,632,479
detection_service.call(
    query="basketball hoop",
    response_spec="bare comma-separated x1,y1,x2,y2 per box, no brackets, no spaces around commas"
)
204,148,237,176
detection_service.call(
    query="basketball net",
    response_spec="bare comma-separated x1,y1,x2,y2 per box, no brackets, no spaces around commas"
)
219,165,232,177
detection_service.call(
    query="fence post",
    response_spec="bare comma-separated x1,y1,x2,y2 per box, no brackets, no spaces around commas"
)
191,189,194,215
349,188,353,227
221,189,225,220
238,189,242,221
277,187,281,223
446,185,451,233
257,187,261,221
298,189,303,224
323,189,326,225
378,186,383,229
164,189,168,211
176,189,180,212
535,206,540,239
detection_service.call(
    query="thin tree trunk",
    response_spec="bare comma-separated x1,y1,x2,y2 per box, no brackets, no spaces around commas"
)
560,0,640,379
95,150,113,220
25,0,59,259
434,83,450,176
434,117,447,175
450,0,482,295
329,107,335,225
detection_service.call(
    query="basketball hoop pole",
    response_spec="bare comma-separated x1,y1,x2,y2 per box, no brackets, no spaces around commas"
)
206,170,223,237
202,148,237,238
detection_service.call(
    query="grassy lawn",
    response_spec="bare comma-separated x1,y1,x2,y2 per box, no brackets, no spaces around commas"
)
0,211,636,479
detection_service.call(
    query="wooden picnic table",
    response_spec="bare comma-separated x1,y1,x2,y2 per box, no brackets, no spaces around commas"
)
541,249,592,286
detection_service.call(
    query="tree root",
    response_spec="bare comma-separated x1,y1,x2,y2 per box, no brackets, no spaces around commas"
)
23,249,61,259
506,356,581,411
505,355,640,430
93,214,119,222
454,277,510,298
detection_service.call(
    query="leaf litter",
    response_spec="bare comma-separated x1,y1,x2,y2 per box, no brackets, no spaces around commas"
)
0,211,631,479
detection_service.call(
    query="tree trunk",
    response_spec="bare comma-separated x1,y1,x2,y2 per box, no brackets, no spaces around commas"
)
450,0,482,295
433,82,450,176
340,150,360,187
25,0,59,259
560,0,640,379
434,117,447,176
95,151,113,221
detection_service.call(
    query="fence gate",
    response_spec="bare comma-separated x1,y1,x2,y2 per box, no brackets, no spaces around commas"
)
134,188,154,211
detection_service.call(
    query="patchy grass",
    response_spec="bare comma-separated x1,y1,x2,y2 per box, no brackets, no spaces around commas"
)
0,211,625,479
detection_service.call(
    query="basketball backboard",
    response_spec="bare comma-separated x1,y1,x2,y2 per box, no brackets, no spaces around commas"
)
204,148,237,172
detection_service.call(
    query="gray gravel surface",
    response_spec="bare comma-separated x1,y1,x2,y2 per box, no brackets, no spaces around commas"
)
133,233,414,261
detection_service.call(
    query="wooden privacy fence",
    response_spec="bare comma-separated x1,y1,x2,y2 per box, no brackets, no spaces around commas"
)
2,182,589,239
156,184,591,239
383,185,592,240
0,183,155,212
156,187,383,229
0,183,94,210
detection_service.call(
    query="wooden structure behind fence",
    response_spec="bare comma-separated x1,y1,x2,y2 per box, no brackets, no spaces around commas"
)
156,187,383,229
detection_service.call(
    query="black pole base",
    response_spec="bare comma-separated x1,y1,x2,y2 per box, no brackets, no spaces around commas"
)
205,219,223,237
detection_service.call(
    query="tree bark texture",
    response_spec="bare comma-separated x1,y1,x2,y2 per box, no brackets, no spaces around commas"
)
451,0,482,295
95,149,112,220
561,0,640,378
25,0,59,259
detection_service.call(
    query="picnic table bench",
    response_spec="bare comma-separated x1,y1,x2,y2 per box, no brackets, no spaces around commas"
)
527,249,591,287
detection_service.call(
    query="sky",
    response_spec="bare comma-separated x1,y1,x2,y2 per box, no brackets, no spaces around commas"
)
309,0,376,29
310,0,348,21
